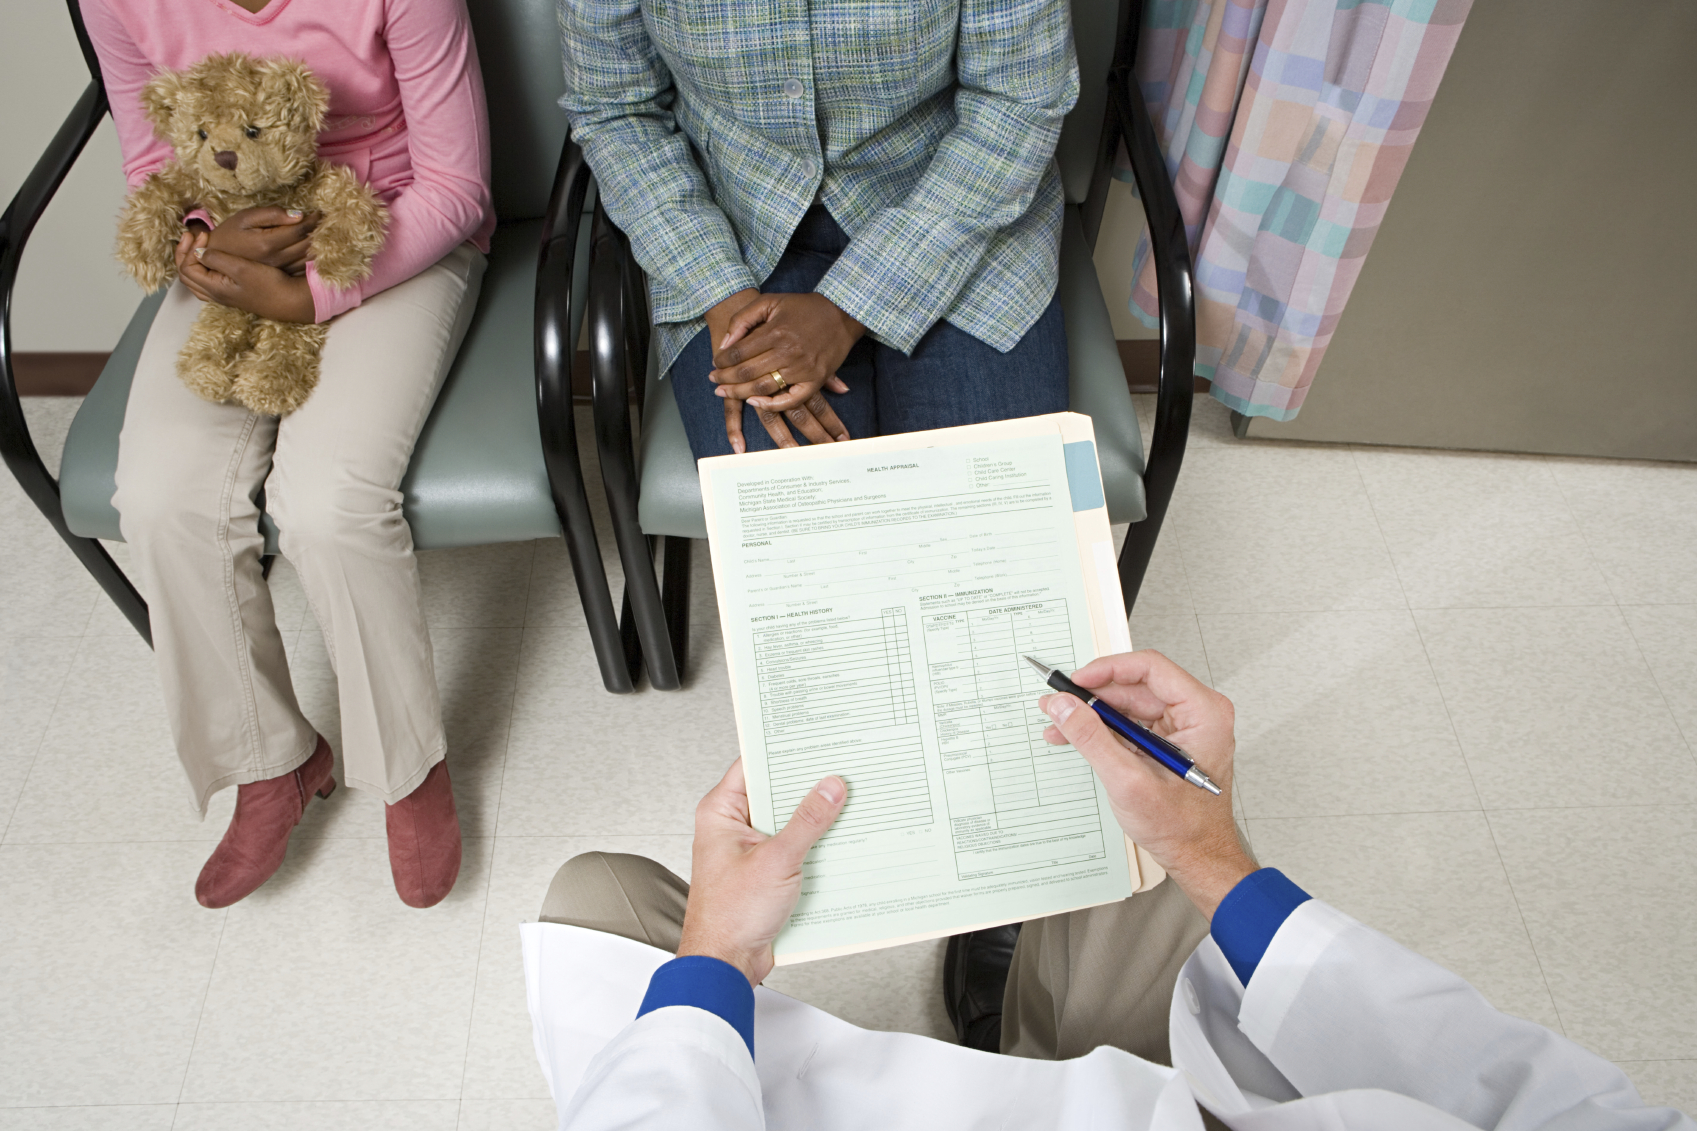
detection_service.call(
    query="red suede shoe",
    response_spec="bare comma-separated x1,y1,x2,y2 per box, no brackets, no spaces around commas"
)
196,736,336,909
385,760,461,908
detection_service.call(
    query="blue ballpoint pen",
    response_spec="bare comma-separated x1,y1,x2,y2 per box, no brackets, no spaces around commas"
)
1024,656,1221,795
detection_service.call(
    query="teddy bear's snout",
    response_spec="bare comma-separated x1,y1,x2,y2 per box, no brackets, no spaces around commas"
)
214,150,239,171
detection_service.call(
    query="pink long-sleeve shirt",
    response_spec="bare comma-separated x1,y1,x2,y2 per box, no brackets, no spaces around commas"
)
84,0,496,322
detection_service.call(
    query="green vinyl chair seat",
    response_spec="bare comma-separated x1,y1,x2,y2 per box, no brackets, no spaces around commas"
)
61,218,588,551
634,201,1148,541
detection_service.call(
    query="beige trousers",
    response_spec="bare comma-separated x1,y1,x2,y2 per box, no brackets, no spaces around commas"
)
113,243,486,813
537,851,1208,1066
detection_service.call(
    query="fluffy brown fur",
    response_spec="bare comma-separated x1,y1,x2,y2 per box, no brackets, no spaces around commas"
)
115,53,388,416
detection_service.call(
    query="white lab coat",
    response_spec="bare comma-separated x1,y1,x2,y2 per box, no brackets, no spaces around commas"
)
524,900,1693,1131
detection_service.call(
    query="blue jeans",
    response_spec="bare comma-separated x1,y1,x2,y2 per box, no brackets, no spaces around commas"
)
672,207,1069,459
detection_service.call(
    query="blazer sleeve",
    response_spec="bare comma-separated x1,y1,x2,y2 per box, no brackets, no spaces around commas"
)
308,0,493,321
560,1006,765,1131
1231,900,1695,1131
559,0,758,326
813,0,1079,354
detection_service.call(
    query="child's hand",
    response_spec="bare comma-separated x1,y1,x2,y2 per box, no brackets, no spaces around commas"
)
179,249,316,323
203,206,319,277
173,229,210,280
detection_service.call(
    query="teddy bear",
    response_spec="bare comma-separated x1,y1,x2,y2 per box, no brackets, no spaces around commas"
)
115,53,388,417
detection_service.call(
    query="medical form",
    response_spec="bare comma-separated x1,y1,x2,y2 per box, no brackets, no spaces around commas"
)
700,414,1157,963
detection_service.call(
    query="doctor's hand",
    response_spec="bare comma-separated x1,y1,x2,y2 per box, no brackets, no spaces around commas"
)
677,759,847,986
1040,651,1254,921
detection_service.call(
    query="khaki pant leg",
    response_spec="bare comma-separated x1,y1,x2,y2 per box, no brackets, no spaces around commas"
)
1001,876,1210,1066
266,243,484,802
113,280,317,813
539,852,689,952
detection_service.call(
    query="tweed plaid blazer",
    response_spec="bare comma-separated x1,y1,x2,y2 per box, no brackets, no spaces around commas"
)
560,0,1080,373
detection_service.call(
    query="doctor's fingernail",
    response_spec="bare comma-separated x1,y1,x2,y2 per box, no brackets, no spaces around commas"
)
817,777,845,805
1044,695,1077,724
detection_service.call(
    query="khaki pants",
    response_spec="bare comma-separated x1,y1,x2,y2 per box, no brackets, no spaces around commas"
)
538,851,1208,1066
113,243,486,812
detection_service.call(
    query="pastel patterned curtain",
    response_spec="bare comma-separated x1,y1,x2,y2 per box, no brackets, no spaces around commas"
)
1124,0,1472,419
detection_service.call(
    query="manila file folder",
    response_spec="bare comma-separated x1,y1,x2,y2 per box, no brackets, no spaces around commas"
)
698,412,1164,964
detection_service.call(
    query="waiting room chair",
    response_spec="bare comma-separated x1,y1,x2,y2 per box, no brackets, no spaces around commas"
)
0,0,642,692
582,0,1197,689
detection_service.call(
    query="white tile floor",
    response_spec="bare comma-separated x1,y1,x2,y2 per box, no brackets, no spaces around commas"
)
2,394,1694,1127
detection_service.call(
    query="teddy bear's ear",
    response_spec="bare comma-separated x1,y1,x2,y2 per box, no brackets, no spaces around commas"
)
257,58,330,135
140,69,188,138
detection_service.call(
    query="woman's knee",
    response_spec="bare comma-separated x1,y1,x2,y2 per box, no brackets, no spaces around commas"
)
267,465,403,559
113,454,227,548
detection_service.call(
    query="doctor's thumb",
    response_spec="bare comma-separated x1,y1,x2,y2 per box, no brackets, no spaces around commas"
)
1044,694,1131,776
770,776,848,862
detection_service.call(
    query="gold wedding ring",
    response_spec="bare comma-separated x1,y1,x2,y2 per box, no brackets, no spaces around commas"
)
767,370,788,392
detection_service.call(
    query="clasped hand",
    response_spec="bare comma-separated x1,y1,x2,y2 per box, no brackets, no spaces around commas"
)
704,288,863,453
175,205,320,323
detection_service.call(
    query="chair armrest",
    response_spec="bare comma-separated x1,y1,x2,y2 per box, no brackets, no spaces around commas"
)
585,199,682,688
1107,62,1196,532
1,80,110,519
532,136,637,693
535,138,592,438
587,200,637,490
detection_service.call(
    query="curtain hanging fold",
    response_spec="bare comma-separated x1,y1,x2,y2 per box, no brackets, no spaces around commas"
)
1124,0,1472,420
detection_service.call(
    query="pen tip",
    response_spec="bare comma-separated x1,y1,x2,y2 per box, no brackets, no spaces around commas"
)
1023,655,1050,674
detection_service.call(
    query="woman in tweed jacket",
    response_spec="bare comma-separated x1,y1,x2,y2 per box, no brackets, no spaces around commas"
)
562,0,1080,455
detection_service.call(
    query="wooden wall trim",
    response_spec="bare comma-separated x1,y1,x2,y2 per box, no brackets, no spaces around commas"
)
1117,339,1211,395
10,353,111,396
14,344,1206,399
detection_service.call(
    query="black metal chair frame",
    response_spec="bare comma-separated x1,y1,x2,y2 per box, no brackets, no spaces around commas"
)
584,0,1196,689
0,1,638,692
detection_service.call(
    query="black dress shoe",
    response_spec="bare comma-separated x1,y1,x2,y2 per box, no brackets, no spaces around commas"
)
943,922,1022,1052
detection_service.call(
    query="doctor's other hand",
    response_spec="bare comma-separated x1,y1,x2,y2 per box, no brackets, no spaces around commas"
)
677,759,846,987
1040,650,1253,921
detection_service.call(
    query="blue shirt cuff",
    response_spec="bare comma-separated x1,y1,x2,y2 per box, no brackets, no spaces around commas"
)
637,955,756,1057
1211,867,1312,986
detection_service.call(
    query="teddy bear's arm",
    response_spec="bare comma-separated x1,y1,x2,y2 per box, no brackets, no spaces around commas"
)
115,164,198,292
300,166,390,290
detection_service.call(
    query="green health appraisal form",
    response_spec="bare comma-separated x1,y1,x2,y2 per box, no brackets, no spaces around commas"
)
699,414,1160,964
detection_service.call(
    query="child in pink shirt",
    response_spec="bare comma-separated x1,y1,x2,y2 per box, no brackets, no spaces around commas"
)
89,0,495,911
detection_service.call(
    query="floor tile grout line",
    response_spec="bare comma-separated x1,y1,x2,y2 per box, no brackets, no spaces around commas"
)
10,796,1686,849
454,563,532,1102
1399,608,1559,1030
1240,801,1697,823
1403,611,1489,815
1544,456,1629,609
1479,809,1570,1039
1617,612,1697,772
1344,444,1413,615
451,837,501,1108
172,905,231,1118
1346,446,1489,819
1,632,93,845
